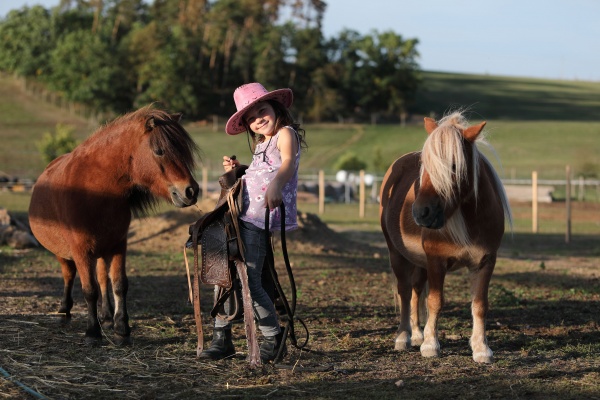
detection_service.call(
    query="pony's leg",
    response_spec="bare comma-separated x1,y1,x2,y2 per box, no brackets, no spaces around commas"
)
421,259,445,358
96,257,115,330
108,242,131,345
57,257,76,320
469,254,496,363
72,253,102,345
390,252,414,351
410,268,428,347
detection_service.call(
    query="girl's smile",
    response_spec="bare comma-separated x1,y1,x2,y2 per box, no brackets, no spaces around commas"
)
244,102,276,136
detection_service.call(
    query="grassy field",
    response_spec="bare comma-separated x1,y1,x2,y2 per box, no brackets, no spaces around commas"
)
1,73,599,182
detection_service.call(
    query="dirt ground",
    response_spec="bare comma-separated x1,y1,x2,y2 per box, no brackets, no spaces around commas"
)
1,200,599,399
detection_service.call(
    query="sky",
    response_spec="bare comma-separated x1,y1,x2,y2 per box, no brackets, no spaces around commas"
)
2,0,599,81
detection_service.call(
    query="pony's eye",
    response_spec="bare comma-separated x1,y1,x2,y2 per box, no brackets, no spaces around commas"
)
154,148,165,156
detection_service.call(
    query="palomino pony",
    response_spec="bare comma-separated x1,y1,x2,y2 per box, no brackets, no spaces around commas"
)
380,112,511,363
29,106,200,345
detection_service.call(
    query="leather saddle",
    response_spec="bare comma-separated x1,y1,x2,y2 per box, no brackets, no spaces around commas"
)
188,166,247,288
186,165,263,365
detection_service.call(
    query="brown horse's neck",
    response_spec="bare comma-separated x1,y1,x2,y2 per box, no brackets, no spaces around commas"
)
82,126,140,184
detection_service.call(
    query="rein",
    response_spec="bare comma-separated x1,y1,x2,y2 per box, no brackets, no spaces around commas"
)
264,205,309,363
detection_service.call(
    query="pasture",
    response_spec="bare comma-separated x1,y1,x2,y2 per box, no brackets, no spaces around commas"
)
1,73,599,398
2,73,600,182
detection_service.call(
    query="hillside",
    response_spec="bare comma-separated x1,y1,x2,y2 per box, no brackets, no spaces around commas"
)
0,74,93,178
415,71,600,121
1,72,599,181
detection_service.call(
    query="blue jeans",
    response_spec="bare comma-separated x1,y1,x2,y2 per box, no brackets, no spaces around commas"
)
215,220,280,337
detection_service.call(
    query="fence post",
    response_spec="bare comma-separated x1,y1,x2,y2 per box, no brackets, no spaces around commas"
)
532,171,538,233
566,165,571,244
359,170,365,218
318,170,325,214
202,167,208,201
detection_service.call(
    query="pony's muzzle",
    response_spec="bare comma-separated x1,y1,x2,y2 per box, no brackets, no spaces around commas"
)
412,203,445,229
170,182,199,207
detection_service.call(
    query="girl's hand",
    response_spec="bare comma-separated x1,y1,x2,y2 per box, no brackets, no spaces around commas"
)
265,183,283,210
222,155,240,172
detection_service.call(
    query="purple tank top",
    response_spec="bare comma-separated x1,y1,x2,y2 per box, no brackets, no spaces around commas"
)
240,127,300,231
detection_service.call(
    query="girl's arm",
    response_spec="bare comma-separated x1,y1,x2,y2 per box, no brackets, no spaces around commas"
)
265,127,298,210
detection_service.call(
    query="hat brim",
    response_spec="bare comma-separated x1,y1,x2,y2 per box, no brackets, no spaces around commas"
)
225,88,293,135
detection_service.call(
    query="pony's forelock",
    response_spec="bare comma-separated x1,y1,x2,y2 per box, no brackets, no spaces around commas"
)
147,109,199,172
420,112,479,204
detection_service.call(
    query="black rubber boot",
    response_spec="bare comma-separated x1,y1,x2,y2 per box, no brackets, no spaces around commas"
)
199,327,235,360
260,330,287,363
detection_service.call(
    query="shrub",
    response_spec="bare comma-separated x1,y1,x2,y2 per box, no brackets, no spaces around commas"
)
37,124,78,164
334,152,367,172
578,162,598,179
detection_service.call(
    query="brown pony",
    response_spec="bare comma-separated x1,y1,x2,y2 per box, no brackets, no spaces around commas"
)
29,106,200,345
380,112,512,363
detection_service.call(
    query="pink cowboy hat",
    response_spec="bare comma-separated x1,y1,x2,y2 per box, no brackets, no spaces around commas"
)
225,83,293,135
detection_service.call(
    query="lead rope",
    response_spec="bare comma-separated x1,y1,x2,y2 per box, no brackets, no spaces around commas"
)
264,204,309,364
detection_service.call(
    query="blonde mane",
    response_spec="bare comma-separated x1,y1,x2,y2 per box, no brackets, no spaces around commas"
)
420,111,512,246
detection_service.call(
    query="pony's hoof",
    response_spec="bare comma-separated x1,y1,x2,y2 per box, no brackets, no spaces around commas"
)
394,333,411,351
59,314,72,324
420,343,440,358
101,320,114,330
411,333,424,347
473,350,494,364
84,336,102,347
113,334,132,346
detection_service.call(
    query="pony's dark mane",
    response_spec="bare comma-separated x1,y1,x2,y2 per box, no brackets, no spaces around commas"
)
128,185,159,218
107,106,200,218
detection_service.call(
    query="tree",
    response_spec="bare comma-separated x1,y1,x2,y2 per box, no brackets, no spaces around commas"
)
0,0,422,123
48,30,133,112
324,29,369,122
355,30,420,124
0,6,53,77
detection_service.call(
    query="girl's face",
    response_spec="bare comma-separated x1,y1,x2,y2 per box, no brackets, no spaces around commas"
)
244,101,277,137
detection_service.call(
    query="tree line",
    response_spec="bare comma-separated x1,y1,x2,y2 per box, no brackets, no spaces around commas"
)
0,0,421,124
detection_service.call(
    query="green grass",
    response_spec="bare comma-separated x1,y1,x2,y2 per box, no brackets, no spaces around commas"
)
0,74,94,178
416,71,600,121
1,72,600,182
189,120,600,181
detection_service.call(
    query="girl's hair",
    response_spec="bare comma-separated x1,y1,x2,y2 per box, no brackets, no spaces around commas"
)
242,99,307,153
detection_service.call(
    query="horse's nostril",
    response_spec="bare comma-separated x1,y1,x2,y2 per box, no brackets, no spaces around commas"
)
185,186,196,199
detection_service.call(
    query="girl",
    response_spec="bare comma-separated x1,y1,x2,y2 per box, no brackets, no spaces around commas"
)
199,82,307,363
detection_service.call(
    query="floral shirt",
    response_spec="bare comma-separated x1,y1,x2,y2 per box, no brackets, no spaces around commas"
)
240,127,300,231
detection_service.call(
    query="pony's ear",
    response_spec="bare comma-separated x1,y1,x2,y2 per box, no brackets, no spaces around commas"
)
171,113,183,122
424,117,438,135
463,121,486,142
145,117,155,132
